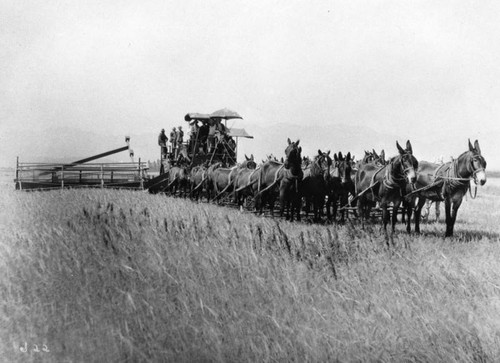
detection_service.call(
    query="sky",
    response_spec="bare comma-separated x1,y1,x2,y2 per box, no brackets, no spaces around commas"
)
1,0,499,169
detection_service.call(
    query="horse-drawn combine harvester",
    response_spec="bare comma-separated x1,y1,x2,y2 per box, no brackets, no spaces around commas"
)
14,108,488,238
142,109,488,239
14,136,148,191
145,108,253,196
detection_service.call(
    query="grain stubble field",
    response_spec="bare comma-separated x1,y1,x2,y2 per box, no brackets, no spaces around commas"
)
1,170,500,362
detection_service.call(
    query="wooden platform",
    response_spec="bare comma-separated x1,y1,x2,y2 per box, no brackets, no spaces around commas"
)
14,161,149,191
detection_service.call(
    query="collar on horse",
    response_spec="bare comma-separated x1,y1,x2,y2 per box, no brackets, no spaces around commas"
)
443,155,482,198
383,157,408,190
407,152,481,200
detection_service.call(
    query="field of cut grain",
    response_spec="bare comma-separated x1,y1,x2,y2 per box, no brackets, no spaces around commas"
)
1,170,500,362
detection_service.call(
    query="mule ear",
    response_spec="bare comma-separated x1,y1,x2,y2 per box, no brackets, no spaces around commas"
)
334,153,338,161
296,139,300,146
318,149,323,155
474,140,481,154
380,150,385,161
396,141,405,154
406,140,413,154
373,149,379,158
339,151,343,160
251,154,254,160
468,139,474,151
327,150,331,156
298,146,302,153
245,154,249,160
288,138,291,145
346,152,351,161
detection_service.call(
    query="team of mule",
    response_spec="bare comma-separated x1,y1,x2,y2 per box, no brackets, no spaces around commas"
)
151,138,487,239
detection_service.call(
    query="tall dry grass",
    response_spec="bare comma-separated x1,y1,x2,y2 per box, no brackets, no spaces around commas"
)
1,175,500,362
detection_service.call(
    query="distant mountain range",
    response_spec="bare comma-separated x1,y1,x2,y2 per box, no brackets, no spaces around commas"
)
2,123,498,170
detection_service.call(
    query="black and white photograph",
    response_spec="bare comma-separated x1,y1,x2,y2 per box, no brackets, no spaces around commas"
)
1,1,499,361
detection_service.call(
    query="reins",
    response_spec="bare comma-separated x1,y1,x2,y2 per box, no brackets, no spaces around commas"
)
406,152,483,199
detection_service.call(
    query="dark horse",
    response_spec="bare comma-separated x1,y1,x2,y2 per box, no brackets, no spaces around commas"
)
354,150,389,220
354,141,418,245
405,139,486,237
253,138,303,221
278,139,303,221
300,150,331,221
326,152,354,223
354,149,386,171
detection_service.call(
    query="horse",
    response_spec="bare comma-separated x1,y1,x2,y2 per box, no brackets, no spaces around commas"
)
354,141,418,245
251,159,283,216
302,156,312,168
405,139,486,237
326,152,354,223
205,162,223,201
165,165,189,197
353,149,388,220
190,162,209,201
300,150,331,221
278,138,303,221
253,138,302,221
206,162,237,203
403,156,445,225
232,155,258,210
355,149,386,169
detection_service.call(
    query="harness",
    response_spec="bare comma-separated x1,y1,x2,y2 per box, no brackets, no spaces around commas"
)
406,153,483,200
234,167,261,193
444,157,482,199
256,164,285,195
352,165,384,201
212,166,238,199
191,169,207,192
354,154,414,202
383,162,405,190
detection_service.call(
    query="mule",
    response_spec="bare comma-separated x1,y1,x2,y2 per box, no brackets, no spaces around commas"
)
232,155,258,210
165,165,189,197
253,138,303,221
205,162,223,202
279,138,303,221
300,150,331,221
251,160,283,216
190,163,208,201
326,152,354,223
207,163,238,204
354,149,386,170
405,139,486,237
354,150,388,220
354,141,418,245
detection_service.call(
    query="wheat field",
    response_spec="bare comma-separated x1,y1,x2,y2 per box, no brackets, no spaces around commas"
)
1,170,500,362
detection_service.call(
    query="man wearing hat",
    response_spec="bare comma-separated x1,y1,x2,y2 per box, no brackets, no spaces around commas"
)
188,121,199,154
158,128,168,159
170,127,177,157
175,126,184,160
